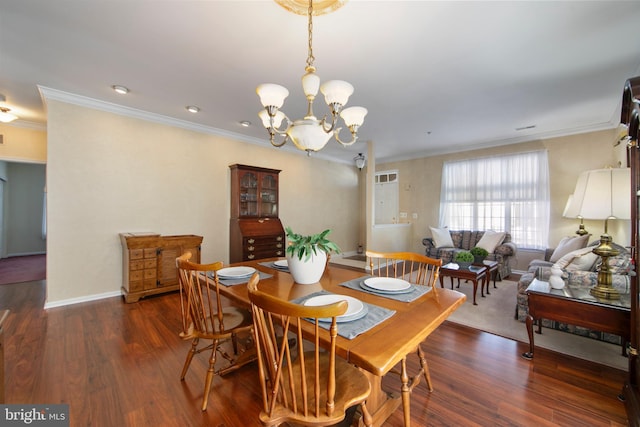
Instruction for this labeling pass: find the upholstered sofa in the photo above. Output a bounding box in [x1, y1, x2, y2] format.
[515, 239, 632, 344]
[422, 229, 517, 280]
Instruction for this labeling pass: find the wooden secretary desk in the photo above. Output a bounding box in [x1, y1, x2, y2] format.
[622, 76, 640, 425]
[229, 164, 285, 263]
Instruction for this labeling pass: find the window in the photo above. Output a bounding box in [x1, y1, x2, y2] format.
[439, 150, 549, 249]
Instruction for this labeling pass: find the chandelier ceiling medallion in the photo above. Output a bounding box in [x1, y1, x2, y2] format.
[256, 0, 367, 154]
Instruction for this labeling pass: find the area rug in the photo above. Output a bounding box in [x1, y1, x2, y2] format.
[445, 279, 628, 371]
[0, 254, 46, 285]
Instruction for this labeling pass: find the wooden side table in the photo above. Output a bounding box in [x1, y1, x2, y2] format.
[483, 260, 499, 292]
[439, 264, 488, 305]
[522, 279, 630, 360]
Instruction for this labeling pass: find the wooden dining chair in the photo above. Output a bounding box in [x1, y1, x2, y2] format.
[247, 273, 373, 427]
[176, 252, 255, 411]
[366, 250, 442, 426]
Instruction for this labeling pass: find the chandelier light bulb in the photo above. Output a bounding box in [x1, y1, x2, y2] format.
[256, 84, 289, 109]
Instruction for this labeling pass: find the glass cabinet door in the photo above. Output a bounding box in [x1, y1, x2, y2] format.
[260, 173, 278, 217]
[239, 172, 258, 217]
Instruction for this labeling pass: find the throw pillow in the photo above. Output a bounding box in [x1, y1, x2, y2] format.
[549, 235, 590, 263]
[553, 246, 598, 271]
[429, 226, 454, 248]
[475, 230, 506, 253]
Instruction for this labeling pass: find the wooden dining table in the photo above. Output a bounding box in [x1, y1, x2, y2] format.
[221, 258, 466, 426]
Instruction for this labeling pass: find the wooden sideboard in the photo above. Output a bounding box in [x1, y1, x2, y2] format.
[120, 233, 202, 303]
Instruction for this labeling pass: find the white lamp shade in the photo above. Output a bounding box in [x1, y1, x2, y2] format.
[570, 168, 631, 220]
[562, 194, 580, 218]
[340, 106, 367, 126]
[320, 80, 354, 106]
[301, 71, 320, 98]
[287, 119, 332, 152]
[256, 84, 289, 108]
[258, 110, 285, 129]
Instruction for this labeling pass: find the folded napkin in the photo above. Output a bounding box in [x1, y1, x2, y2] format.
[210, 271, 273, 287]
[258, 261, 290, 273]
[339, 275, 431, 303]
[291, 290, 395, 340]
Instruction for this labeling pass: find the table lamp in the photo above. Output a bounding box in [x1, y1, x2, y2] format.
[569, 167, 630, 299]
[562, 194, 588, 236]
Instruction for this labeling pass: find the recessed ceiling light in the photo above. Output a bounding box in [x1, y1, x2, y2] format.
[111, 85, 129, 95]
[240, 120, 251, 127]
[186, 106, 200, 113]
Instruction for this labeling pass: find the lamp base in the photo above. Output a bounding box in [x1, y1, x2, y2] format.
[590, 233, 621, 300]
[589, 284, 620, 299]
[575, 223, 588, 236]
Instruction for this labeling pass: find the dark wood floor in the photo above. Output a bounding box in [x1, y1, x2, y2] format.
[0, 280, 628, 426]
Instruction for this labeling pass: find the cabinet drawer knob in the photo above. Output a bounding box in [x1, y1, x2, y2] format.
[248, 239, 255, 244]
[248, 254, 255, 260]
[276, 236, 283, 241]
[276, 251, 283, 256]
[276, 243, 283, 248]
[248, 246, 255, 251]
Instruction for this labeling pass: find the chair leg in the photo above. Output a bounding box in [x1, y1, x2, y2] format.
[416, 344, 433, 392]
[360, 401, 373, 427]
[201, 339, 219, 411]
[181, 338, 199, 380]
[400, 358, 411, 427]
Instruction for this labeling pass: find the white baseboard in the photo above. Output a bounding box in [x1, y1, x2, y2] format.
[44, 290, 122, 309]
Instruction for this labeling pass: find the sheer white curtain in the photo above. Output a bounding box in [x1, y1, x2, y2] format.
[439, 150, 550, 249]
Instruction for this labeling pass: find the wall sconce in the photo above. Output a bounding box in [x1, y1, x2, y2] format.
[354, 153, 366, 170]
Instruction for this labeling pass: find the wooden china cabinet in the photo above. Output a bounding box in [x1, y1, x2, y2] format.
[622, 76, 640, 425]
[229, 164, 285, 263]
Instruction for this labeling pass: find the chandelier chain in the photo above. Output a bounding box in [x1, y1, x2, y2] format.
[306, 0, 315, 70]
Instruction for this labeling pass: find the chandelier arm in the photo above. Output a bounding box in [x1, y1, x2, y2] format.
[320, 114, 338, 134]
[334, 127, 359, 147]
[269, 131, 289, 148]
[268, 114, 293, 136]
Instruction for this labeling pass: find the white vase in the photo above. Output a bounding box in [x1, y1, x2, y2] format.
[286, 249, 328, 285]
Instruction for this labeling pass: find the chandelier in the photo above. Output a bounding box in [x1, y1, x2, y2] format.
[256, 0, 367, 154]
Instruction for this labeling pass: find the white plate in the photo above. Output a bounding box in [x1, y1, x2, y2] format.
[363, 277, 411, 293]
[304, 294, 366, 323]
[217, 266, 256, 279]
[273, 260, 288, 268]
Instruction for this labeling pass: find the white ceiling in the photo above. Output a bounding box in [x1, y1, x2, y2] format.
[1, 0, 639, 165]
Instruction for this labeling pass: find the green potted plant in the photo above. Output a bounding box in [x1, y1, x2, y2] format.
[454, 251, 474, 268]
[285, 227, 341, 284]
[470, 246, 489, 265]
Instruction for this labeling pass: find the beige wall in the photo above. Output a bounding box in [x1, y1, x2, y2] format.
[0, 124, 47, 163]
[45, 100, 360, 305]
[377, 128, 630, 266]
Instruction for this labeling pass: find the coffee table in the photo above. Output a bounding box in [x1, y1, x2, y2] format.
[522, 278, 630, 360]
[439, 263, 488, 305]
